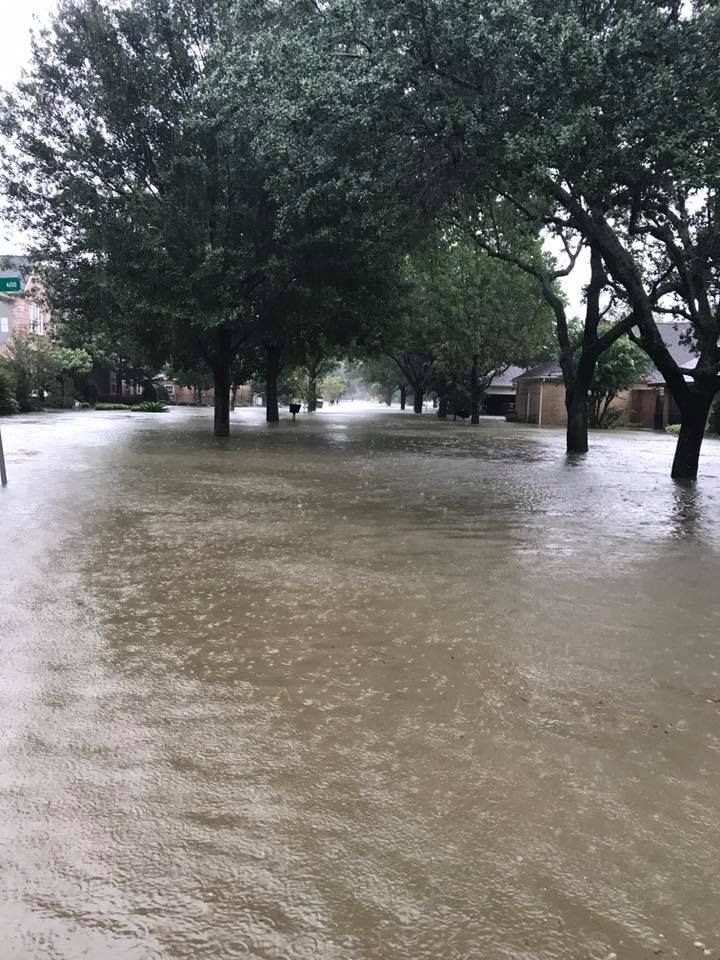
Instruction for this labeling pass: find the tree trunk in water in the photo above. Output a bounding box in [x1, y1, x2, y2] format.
[438, 395, 449, 419]
[565, 385, 589, 454]
[399, 385, 407, 410]
[384, 386, 393, 406]
[470, 354, 480, 424]
[413, 388, 424, 414]
[230, 384, 237, 411]
[265, 345, 280, 423]
[213, 363, 231, 437]
[307, 376, 317, 413]
[116, 361, 123, 398]
[671, 394, 713, 480]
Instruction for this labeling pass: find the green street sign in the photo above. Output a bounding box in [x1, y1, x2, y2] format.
[0, 277, 22, 293]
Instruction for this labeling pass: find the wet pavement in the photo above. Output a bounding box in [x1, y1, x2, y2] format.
[1, 403, 719, 959]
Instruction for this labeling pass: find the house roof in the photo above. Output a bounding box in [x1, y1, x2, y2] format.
[513, 323, 700, 386]
[491, 365, 527, 388]
[513, 359, 563, 382]
[644, 321, 698, 383]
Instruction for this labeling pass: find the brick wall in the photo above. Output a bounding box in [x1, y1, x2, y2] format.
[516, 380, 567, 425]
[517, 380, 660, 428]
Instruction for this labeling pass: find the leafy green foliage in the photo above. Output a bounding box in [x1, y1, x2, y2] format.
[131, 401, 168, 413]
[1, 0, 406, 434]
[3, 332, 91, 410]
[0, 366, 19, 415]
[319, 376, 346, 403]
[95, 403, 131, 411]
[589, 335, 652, 428]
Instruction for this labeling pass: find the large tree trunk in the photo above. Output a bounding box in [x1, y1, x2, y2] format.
[265, 345, 280, 423]
[671, 393, 714, 480]
[399, 385, 407, 410]
[212, 362, 231, 437]
[413, 388, 424, 414]
[470, 354, 481, 425]
[307, 376, 317, 413]
[383, 386, 393, 406]
[565, 384, 589, 453]
[563, 353, 597, 454]
[438, 394, 449, 419]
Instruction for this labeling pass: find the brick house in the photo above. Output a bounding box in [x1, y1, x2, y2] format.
[0, 258, 50, 351]
[513, 323, 697, 429]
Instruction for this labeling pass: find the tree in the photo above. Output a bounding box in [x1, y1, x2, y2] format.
[4, 331, 90, 409]
[588, 334, 652, 429]
[2, 0, 283, 437]
[168, 362, 215, 406]
[0, 363, 18, 415]
[294, 0, 720, 477]
[358, 356, 404, 406]
[405, 230, 555, 423]
[319, 374, 346, 403]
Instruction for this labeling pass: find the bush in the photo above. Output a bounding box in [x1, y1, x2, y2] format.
[155, 384, 170, 403]
[95, 402, 131, 410]
[0, 369, 19, 415]
[665, 423, 681, 435]
[131, 401, 168, 413]
[45, 396, 77, 409]
[596, 407, 623, 429]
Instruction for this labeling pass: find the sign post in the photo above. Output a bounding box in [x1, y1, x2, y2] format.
[0, 274, 21, 482]
[0, 428, 7, 486]
[0, 277, 22, 294]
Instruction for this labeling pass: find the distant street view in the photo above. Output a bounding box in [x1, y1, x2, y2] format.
[1, 1, 720, 958]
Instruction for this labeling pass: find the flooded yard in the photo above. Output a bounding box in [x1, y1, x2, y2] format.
[1, 404, 719, 959]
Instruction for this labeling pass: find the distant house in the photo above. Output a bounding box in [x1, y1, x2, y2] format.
[483, 366, 525, 416]
[0, 257, 51, 351]
[513, 322, 697, 429]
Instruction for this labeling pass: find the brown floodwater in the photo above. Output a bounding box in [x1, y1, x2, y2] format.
[1, 404, 719, 960]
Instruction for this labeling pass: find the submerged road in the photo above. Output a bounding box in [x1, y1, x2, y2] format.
[1, 404, 719, 959]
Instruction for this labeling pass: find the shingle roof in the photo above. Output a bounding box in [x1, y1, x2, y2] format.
[491, 364, 527, 387]
[645, 322, 698, 382]
[513, 323, 700, 385]
[513, 359, 563, 382]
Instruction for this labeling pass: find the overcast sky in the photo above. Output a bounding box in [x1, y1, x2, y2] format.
[0, 0, 57, 251]
[0, 0, 587, 314]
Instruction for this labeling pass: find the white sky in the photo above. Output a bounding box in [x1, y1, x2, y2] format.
[0, 0, 57, 251]
[0, 0, 587, 313]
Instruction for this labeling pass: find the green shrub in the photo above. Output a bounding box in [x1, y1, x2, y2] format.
[155, 384, 170, 403]
[0, 368, 19, 415]
[95, 402, 131, 410]
[596, 407, 623, 429]
[131, 401, 168, 413]
[665, 423, 681, 435]
[45, 396, 77, 409]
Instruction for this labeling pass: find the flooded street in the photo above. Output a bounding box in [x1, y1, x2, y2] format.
[1, 404, 720, 960]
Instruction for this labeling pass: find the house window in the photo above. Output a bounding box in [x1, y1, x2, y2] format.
[31, 303, 44, 335]
[0, 316, 8, 333]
